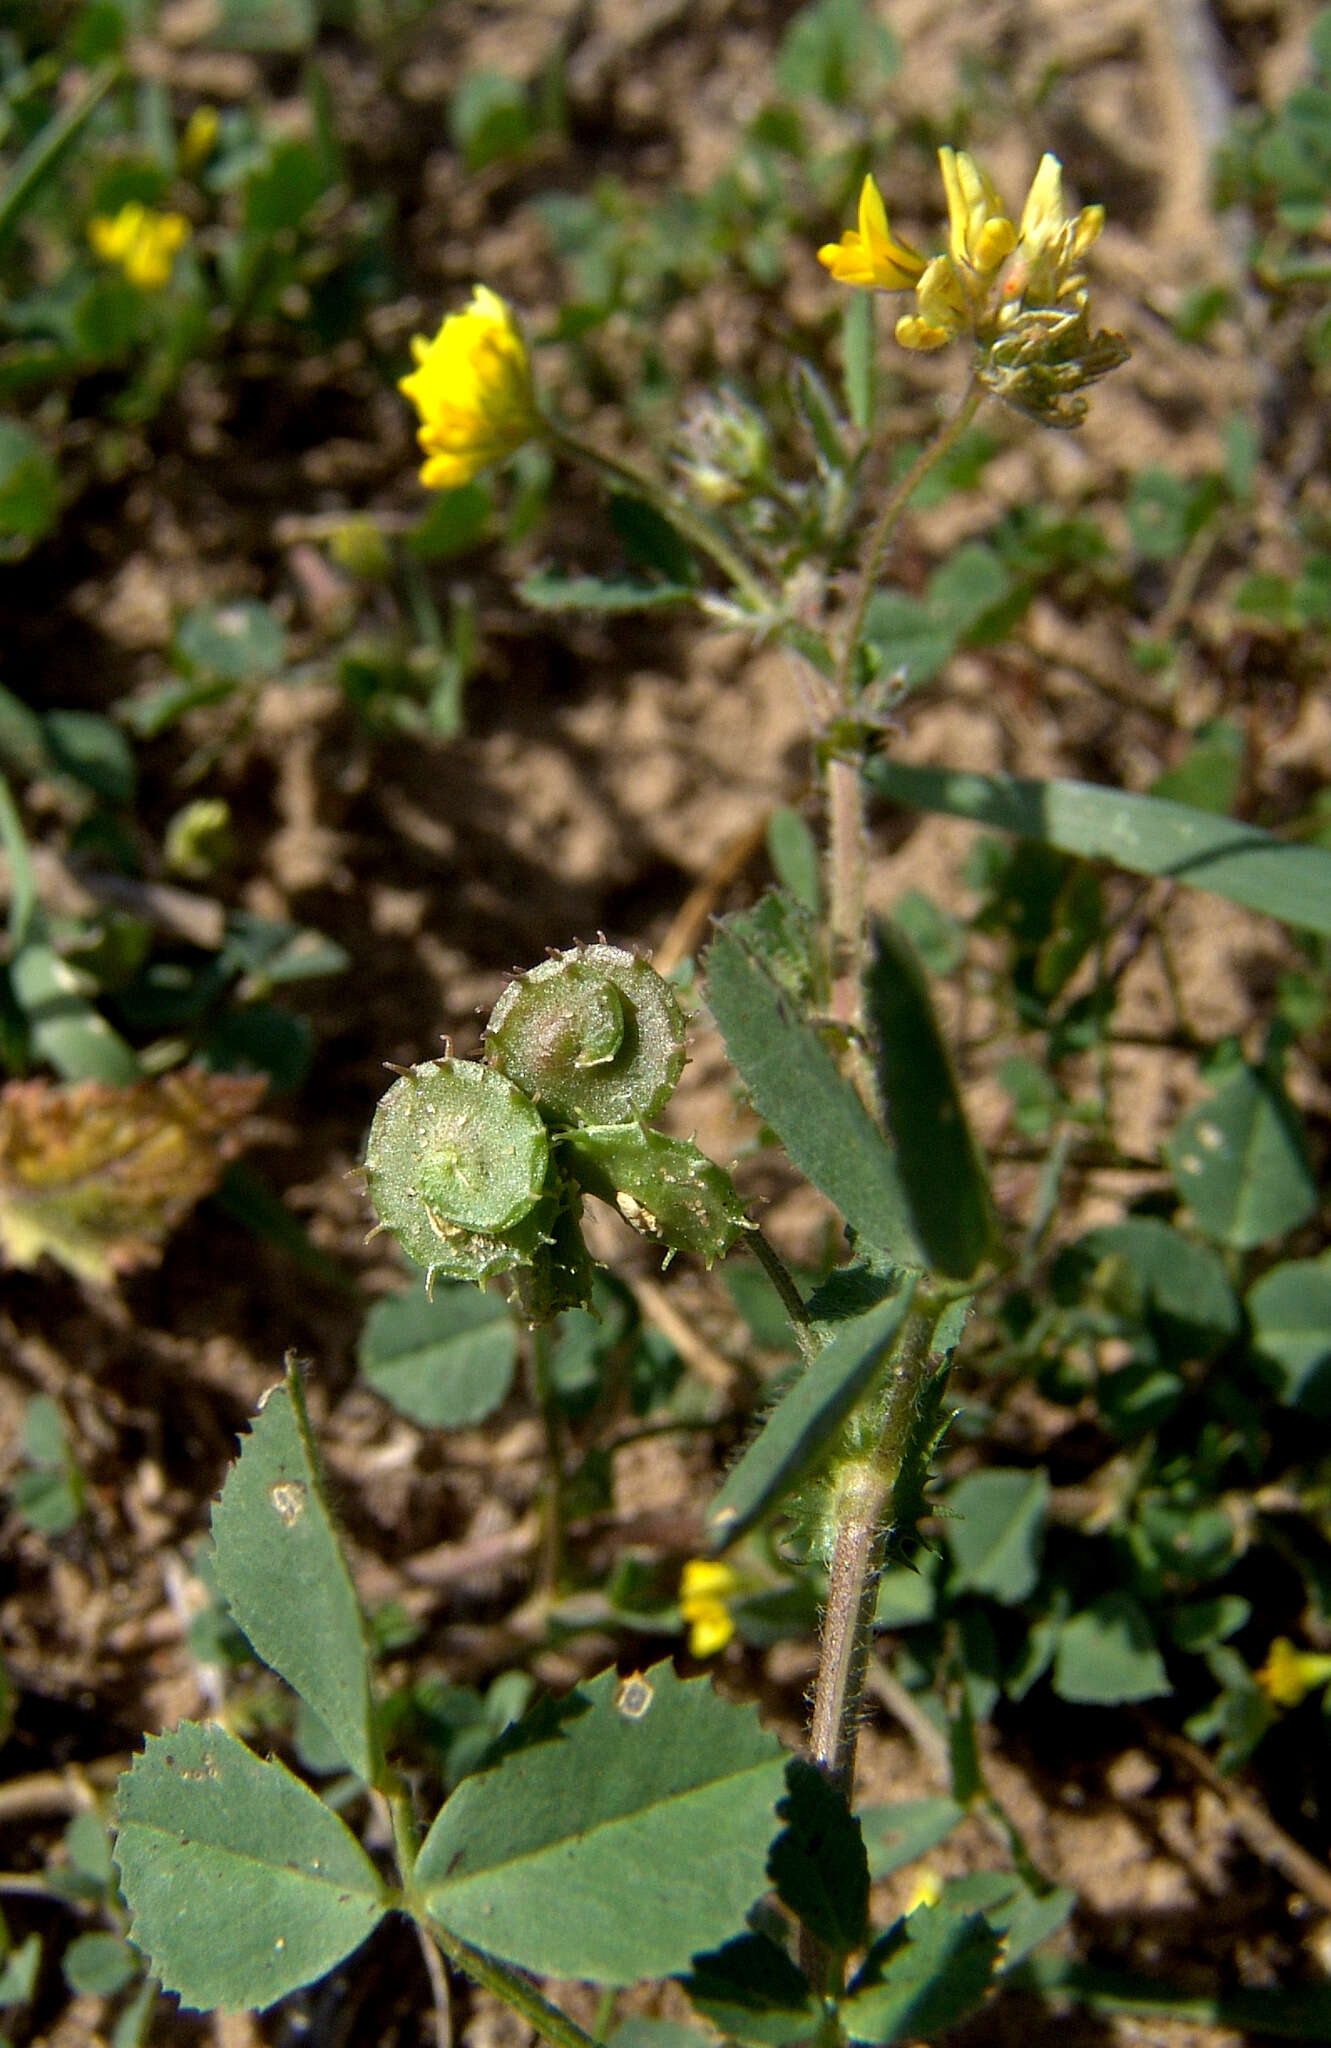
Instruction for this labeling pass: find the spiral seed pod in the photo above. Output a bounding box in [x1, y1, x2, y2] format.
[365, 1057, 552, 1286]
[563, 1123, 752, 1266]
[486, 945, 686, 1127]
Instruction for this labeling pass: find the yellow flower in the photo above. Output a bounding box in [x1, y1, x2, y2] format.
[180, 105, 220, 172]
[1256, 1637, 1331, 1708]
[1004, 153, 1105, 308]
[939, 148, 1016, 276]
[679, 1558, 741, 1658]
[398, 286, 540, 491]
[817, 175, 925, 292]
[88, 203, 190, 291]
[895, 253, 970, 351]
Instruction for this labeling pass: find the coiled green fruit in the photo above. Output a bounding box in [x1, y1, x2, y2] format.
[365, 1058, 552, 1287]
[563, 1124, 751, 1266]
[485, 945, 686, 1127]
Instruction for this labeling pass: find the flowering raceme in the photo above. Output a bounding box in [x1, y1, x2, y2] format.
[398, 286, 540, 491]
[818, 149, 1127, 426]
[87, 202, 190, 290]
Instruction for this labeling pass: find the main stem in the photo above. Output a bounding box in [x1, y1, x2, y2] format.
[823, 374, 986, 1046]
[806, 1312, 936, 1792]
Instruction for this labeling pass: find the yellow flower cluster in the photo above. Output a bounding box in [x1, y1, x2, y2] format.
[678, 1557, 741, 1658]
[87, 202, 190, 291]
[1256, 1636, 1331, 1708]
[398, 285, 540, 491]
[819, 149, 1103, 354]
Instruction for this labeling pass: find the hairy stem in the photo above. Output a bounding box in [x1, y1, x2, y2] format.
[530, 1325, 567, 1591]
[546, 422, 772, 613]
[822, 375, 986, 1064]
[749, 1228, 818, 1357]
[801, 1310, 939, 1989]
[830, 375, 986, 710]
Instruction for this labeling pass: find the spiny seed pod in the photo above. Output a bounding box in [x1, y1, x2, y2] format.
[486, 945, 686, 1128]
[365, 1058, 552, 1287]
[562, 1123, 752, 1267]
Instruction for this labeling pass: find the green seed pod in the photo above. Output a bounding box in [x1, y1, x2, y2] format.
[365, 1057, 552, 1287]
[486, 945, 686, 1127]
[562, 1123, 752, 1266]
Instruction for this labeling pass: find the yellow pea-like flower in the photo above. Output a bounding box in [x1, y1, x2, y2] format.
[894, 253, 970, 352]
[939, 147, 1016, 276]
[398, 286, 540, 491]
[1256, 1636, 1331, 1708]
[679, 1557, 742, 1659]
[817, 175, 926, 293]
[87, 203, 190, 291]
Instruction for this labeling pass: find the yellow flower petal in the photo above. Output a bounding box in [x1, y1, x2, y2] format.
[399, 285, 539, 491]
[88, 203, 190, 290]
[1017, 153, 1066, 252]
[939, 148, 1015, 275]
[679, 1558, 741, 1658]
[1256, 1637, 1331, 1708]
[817, 175, 925, 292]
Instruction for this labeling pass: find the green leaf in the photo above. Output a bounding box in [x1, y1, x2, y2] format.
[682, 1934, 819, 2048]
[1247, 1257, 1331, 1411]
[63, 1933, 138, 1997]
[865, 761, 1331, 937]
[939, 1872, 1074, 1967]
[859, 592, 953, 691]
[209, 0, 315, 49]
[842, 290, 875, 433]
[609, 495, 698, 585]
[1066, 1218, 1240, 1357]
[42, 711, 136, 808]
[842, 1901, 1000, 2043]
[114, 1722, 387, 2013]
[358, 1278, 518, 1428]
[1167, 1062, 1316, 1249]
[408, 482, 490, 561]
[775, 0, 898, 104]
[449, 71, 536, 172]
[0, 418, 58, 549]
[417, 1662, 786, 1984]
[174, 601, 286, 682]
[767, 1758, 868, 1955]
[1053, 1593, 1171, 1704]
[766, 807, 821, 914]
[944, 1468, 1047, 1605]
[704, 925, 926, 1267]
[1150, 718, 1244, 816]
[211, 1372, 380, 1785]
[704, 1284, 916, 1548]
[865, 922, 993, 1279]
[858, 1797, 964, 1880]
[0, 1931, 40, 2006]
[9, 941, 141, 1083]
[518, 571, 695, 612]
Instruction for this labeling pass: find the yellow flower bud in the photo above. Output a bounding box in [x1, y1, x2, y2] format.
[88, 203, 191, 291]
[398, 286, 540, 491]
[939, 148, 1016, 276]
[679, 1557, 741, 1659]
[180, 105, 220, 172]
[817, 175, 925, 293]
